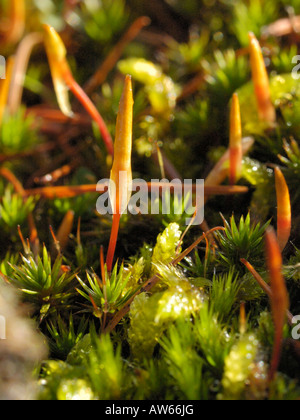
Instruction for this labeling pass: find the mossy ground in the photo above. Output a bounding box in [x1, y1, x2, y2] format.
[0, 0, 300, 401]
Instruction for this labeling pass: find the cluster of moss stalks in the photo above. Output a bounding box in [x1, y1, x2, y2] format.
[0, 0, 300, 400]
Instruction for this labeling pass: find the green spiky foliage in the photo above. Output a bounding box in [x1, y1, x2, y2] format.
[0, 252, 19, 277]
[46, 315, 89, 360]
[0, 109, 40, 155]
[159, 319, 208, 400]
[205, 49, 250, 104]
[1, 0, 300, 402]
[76, 262, 138, 317]
[217, 214, 270, 271]
[86, 332, 127, 400]
[231, 0, 278, 46]
[0, 186, 36, 231]
[80, 0, 129, 44]
[7, 246, 76, 320]
[39, 329, 128, 401]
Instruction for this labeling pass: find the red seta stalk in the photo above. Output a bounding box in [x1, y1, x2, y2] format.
[63, 70, 114, 156]
[106, 211, 121, 274]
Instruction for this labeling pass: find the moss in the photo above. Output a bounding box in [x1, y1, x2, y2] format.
[0, 0, 300, 401]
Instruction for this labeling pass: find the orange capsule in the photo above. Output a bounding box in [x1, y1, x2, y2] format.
[43, 25, 114, 156]
[109, 75, 133, 216]
[0, 56, 14, 126]
[106, 75, 134, 272]
[0, 0, 25, 45]
[275, 167, 291, 252]
[248, 33, 276, 124]
[43, 24, 73, 117]
[204, 137, 254, 203]
[265, 227, 289, 382]
[56, 210, 75, 252]
[229, 93, 243, 185]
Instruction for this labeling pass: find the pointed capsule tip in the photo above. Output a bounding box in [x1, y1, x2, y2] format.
[124, 74, 132, 89]
[248, 32, 256, 42]
[43, 23, 67, 59]
[274, 166, 291, 252]
[121, 75, 134, 104]
[248, 31, 276, 124]
[230, 92, 242, 139]
[231, 92, 239, 107]
[275, 167, 281, 183]
[274, 166, 281, 178]
[43, 23, 54, 35]
[274, 166, 290, 201]
[248, 32, 261, 51]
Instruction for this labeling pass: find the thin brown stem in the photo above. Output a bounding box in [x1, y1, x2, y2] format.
[84, 16, 151, 95]
[63, 71, 114, 156]
[0, 167, 40, 254]
[106, 213, 121, 274]
[100, 246, 108, 332]
[241, 258, 293, 326]
[23, 183, 249, 200]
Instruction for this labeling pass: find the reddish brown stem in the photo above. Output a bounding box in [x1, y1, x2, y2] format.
[0, 167, 40, 254]
[35, 162, 77, 185]
[100, 246, 106, 286]
[23, 184, 249, 200]
[56, 210, 75, 253]
[241, 258, 294, 326]
[172, 226, 225, 265]
[106, 213, 121, 273]
[84, 16, 151, 95]
[265, 228, 290, 383]
[100, 246, 108, 332]
[63, 71, 114, 156]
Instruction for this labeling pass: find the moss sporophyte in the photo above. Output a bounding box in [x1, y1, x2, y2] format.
[43, 25, 114, 156]
[1, 0, 300, 401]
